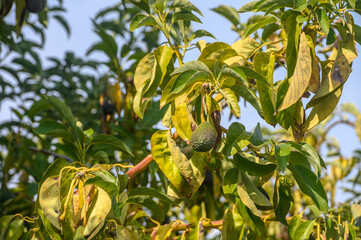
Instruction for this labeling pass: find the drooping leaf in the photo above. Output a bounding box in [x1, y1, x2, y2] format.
[211, 5, 240, 26]
[231, 84, 263, 118]
[126, 196, 164, 220]
[223, 122, 251, 156]
[151, 130, 192, 197]
[351, 203, 361, 226]
[128, 187, 177, 206]
[84, 176, 118, 198]
[293, 220, 316, 240]
[171, 60, 212, 76]
[89, 134, 133, 157]
[275, 143, 291, 172]
[316, 8, 330, 36]
[46, 96, 77, 134]
[288, 164, 328, 212]
[243, 16, 277, 39]
[222, 208, 240, 240]
[219, 88, 241, 118]
[234, 152, 277, 176]
[278, 33, 312, 111]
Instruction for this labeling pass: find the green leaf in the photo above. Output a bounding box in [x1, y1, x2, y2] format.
[239, 172, 273, 211]
[262, 23, 281, 40]
[219, 67, 248, 87]
[285, 14, 302, 78]
[293, 220, 316, 240]
[253, 52, 277, 125]
[289, 142, 325, 177]
[34, 121, 75, 142]
[316, 9, 330, 36]
[130, 14, 159, 31]
[238, 1, 258, 13]
[243, 16, 277, 39]
[128, 187, 177, 206]
[5, 218, 24, 240]
[288, 164, 328, 212]
[249, 123, 264, 146]
[275, 143, 291, 172]
[231, 84, 263, 118]
[0, 215, 15, 240]
[354, 24, 361, 45]
[53, 15, 71, 37]
[84, 176, 118, 198]
[169, 0, 203, 16]
[192, 29, 216, 40]
[172, 11, 202, 23]
[351, 203, 361, 226]
[222, 208, 240, 240]
[219, 88, 241, 118]
[293, 0, 307, 11]
[274, 177, 293, 225]
[222, 168, 267, 237]
[198, 42, 238, 61]
[211, 5, 240, 26]
[288, 215, 302, 238]
[127, 0, 150, 14]
[89, 134, 133, 157]
[46, 96, 77, 134]
[234, 152, 277, 176]
[239, 66, 269, 86]
[126, 196, 164, 220]
[171, 61, 212, 76]
[223, 122, 251, 156]
[278, 32, 312, 111]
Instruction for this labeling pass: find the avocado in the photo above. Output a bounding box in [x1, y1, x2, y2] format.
[191, 122, 217, 152]
[26, 0, 43, 13]
[102, 98, 116, 116]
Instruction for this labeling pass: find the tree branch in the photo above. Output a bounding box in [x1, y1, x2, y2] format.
[126, 154, 154, 179]
[27, 146, 73, 162]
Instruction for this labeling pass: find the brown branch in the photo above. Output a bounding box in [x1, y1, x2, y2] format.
[27, 146, 73, 162]
[315, 119, 355, 151]
[126, 154, 154, 179]
[145, 220, 223, 234]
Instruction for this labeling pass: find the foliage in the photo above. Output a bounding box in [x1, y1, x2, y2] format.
[1, 0, 361, 239]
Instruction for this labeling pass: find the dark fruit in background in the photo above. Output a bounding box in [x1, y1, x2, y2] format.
[191, 122, 217, 152]
[102, 99, 116, 116]
[26, 0, 43, 13]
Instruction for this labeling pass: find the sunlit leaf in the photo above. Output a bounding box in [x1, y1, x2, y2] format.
[234, 152, 276, 176]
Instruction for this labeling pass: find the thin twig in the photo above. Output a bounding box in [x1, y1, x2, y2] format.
[27, 146, 73, 162]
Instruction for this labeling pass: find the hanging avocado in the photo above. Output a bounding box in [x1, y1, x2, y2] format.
[191, 122, 217, 152]
[26, 0, 43, 13]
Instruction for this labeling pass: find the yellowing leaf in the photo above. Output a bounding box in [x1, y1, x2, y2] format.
[84, 187, 112, 236]
[306, 56, 320, 93]
[219, 88, 240, 118]
[172, 102, 193, 141]
[279, 33, 312, 111]
[114, 82, 122, 115]
[303, 87, 343, 131]
[355, 114, 361, 142]
[39, 176, 62, 230]
[151, 130, 192, 197]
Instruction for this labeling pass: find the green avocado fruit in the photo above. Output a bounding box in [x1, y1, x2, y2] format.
[26, 0, 43, 13]
[191, 122, 217, 152]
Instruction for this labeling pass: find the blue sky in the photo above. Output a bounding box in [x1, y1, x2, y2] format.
[1, 0, 360, 158]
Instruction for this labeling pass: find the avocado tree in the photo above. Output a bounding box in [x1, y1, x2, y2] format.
[1, 0, 361, 239]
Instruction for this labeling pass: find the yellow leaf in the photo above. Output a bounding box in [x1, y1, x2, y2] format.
[39, 176, 62, 230]
[279, 32, 312, 111]
[172, 102, 193, 141]
[303, 87, 343, 131]
[355, 114, 361, 142]
[84, 187, 112, 236]
[114, 82, 122, 115]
